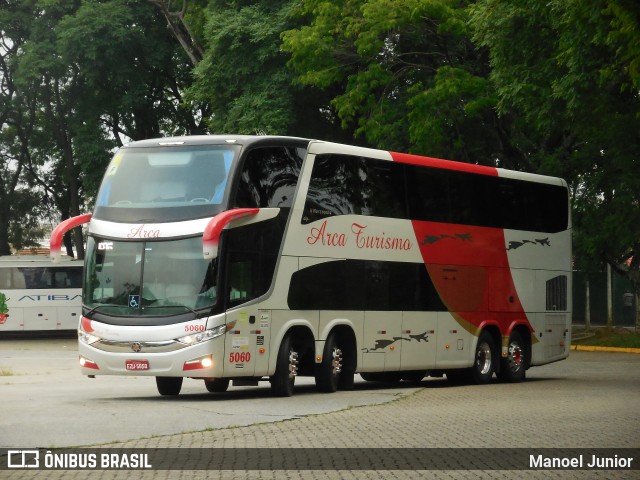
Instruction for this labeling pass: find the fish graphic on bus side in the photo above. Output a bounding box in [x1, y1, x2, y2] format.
[362, 331, 430, 353]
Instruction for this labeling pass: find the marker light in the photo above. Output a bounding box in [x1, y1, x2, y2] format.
[183, 355, 214, 371]
[79, 356, 99, 370]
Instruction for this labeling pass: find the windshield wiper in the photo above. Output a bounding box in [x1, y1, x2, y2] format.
[83, 304, 111, 319]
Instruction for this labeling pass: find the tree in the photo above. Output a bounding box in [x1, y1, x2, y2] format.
[1, 0, 208, 256]
[172, 0, 348, 140]
[470, 0, 640, 325]
[0, 1, 52, 255]
[282, 0, 522, 162]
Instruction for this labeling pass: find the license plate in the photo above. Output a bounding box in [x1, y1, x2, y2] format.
[126, 359, 149, 371]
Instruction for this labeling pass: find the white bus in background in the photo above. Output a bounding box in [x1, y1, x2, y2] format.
[51, 135, 572, 396]
[0, 256, 83, 332]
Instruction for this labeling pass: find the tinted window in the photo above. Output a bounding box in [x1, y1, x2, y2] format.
[304, 153, 568, 233]
[235, 146, 304, 208]
[223, 214, 288, 307]
[288, 260, 445, 311]
[303, 154, 407, 224]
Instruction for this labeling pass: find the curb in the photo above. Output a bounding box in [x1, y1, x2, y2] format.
[570, 344, 640, 354]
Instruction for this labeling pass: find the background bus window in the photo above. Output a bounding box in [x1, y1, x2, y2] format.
[0, 267, 81, 289]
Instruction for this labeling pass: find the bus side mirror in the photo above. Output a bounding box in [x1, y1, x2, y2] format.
[50, 214, 93, 263]
[203, 208, 259, 260]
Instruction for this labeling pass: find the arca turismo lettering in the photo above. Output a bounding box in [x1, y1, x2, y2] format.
[127, 224, 161, 239]
[306, 220, 412, 251]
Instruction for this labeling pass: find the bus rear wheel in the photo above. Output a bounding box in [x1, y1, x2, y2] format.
[315, 332, 344, 393]
[270, 334, 298, 397]
[497, 331, 527, 383]
[470, 331, 498, 384]
[205, 378, 230, 393]
[156, 376, 183, 396]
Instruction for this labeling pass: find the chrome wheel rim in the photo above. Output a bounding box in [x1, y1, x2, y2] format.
[331, 348, 343, 376]
[476, 342, 492, 375]
[288, 350, 299, 380]
[507, 342, 523, 373]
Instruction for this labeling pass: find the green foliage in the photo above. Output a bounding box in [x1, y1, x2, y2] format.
[188, 0, 296, 134]
[1, 0, 638, 314]
[470, 0, 640, 306]
[282, 0, 501, 155]
[0, 0, 206, 255]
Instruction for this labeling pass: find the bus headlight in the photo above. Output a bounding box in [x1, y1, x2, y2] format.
[78, 328, 101, 345]
[176, 321, 235, 346]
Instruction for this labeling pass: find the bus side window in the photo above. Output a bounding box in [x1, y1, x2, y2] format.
[304, 154, 408, 224]
[235, 146, 303, 208]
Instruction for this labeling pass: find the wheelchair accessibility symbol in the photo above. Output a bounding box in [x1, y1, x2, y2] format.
[129, 295, 141, 309]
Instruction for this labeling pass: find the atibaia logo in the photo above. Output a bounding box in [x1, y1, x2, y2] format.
[0, 291, 8, 324]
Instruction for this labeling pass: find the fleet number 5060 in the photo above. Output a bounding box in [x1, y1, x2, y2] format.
[229, 352, 251, 363]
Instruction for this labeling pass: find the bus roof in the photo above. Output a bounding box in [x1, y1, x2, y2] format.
[0, 256, 81, 267]
[122, 135, 312, 149]
[121, 135, 566, 187]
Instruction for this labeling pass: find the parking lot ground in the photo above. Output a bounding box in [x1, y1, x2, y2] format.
[1, 338, 639, 479]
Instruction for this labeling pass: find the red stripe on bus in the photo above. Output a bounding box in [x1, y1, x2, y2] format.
[390, 152, 499, 176]
[411, 220, 531, 332]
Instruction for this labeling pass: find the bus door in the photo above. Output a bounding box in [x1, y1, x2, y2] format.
[400, 312, 437, 370]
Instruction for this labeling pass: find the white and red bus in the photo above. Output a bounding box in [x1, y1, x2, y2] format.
[0, 256, 82, 332]
[51, 136, 571, 396]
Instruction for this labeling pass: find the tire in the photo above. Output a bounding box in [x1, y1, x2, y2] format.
[156, 376, 183, 396]
[497, 331, 527, 383]
[470, 331, 498, 384]
[204, 378, 230, 393]
[270, 334, 298, 397]
[315, 332, 344, 393]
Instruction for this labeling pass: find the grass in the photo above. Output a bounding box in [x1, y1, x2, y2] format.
[0, 367, 13, 376]
[572, 327, 640, 349]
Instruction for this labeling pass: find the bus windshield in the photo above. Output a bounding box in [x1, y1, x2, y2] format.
[94, 145, 239, 223]
[84, 236, 218, 318]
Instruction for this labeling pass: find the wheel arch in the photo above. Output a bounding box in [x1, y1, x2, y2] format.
[269, 323, 316, 376]
[323, 324, 358, 374]
[505, 323, 532, 371]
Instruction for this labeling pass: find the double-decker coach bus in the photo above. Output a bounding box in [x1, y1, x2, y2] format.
[50, 136, 571, 396]
[0, 256, 82, 332]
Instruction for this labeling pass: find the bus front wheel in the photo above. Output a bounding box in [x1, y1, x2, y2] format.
[156, 376, 183, 396]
